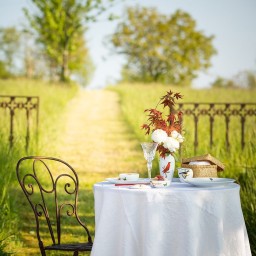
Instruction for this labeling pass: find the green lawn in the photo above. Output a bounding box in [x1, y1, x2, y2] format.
[0, 79, 79, 255]
[108, 83, 256, 255]
[0, 80, 255, 255]
[108, 83, 255, 171]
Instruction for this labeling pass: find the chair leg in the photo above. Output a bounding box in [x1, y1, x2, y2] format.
[73, 251, 78, 256]
[39, 249, 46, 256]
[39, 241, 46, 256]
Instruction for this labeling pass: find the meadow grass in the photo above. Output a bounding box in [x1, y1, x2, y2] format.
[108, 83, 255, 169]
[0, 80, 255, 255]
[0, 79, 78, 255]
[108, 83, 256, 254]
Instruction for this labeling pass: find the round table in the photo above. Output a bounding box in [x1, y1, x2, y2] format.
[91, 181, 251, 256]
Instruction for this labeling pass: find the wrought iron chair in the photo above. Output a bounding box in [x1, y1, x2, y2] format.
[16, 156, 93, 256]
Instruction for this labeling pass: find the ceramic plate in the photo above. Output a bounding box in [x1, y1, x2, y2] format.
[184, 178, 235, 187]
[105, 178, 149, 185]
[172, 178, 182, 183]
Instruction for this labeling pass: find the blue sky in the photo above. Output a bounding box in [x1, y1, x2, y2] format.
[1, 0, 256, 88]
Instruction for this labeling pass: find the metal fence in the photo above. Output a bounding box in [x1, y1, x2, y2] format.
[0, 95, 39, 150]
[173, 103, 256, 154]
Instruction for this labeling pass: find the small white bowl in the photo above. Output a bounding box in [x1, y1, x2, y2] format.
[150, 180, 171, 188]
[119, 173, 139, 181]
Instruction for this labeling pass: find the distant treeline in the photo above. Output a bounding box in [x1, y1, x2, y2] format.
[0, 1, 255, 88]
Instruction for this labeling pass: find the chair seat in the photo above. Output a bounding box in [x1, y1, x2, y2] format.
[45, 242, 93, 251]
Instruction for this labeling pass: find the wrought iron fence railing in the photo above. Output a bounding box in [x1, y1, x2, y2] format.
[172, 103, 256, 154]
[0, 95, 39, 150]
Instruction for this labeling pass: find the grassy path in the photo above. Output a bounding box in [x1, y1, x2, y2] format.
[58, 89, 145, 184]
[16, 89, 145, 256]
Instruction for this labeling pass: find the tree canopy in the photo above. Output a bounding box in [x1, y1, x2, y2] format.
[111, 6, 217, 85]
[24, 0, 115, 83]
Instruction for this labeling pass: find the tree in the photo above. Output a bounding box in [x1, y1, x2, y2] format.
[24, 0, 114, 83]
[111, 6, 216, 85]
[0, 61, 12, 79]
[212, 70, 256, 89]
[233, 70, 256, 89]
[211, 77, 235, 88]
[0, 27, 21, 75]
[246, 71, 256, 89]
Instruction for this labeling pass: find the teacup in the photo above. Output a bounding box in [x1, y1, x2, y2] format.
[119, 173, 139, 181]
[177, 168, 193, 183]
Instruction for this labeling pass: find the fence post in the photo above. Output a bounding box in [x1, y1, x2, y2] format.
[209, 104, 215, 149]
[0, 95, 39, 150]
[240, 104, 246, 150]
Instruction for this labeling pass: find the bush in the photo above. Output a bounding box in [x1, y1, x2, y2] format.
[0, 61, 12, 79]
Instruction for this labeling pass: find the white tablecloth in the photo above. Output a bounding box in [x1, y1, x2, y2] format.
[91, 182, 251, 256]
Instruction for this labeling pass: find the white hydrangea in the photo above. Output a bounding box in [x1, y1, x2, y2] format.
[171, 130, 179, 139]
[151, 129, 168, 143]
[171, 130, 184, 143]
[177, 134, 184, 143]
[163, 137, 180, 152]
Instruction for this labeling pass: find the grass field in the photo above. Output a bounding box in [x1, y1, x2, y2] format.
[0, 79, 78, 255]
[0, 80, 255, 255]
[109, 83, 256, 171]
[108, 83, 256, 255]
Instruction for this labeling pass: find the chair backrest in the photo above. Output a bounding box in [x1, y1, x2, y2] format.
[16, 156, 92, 246]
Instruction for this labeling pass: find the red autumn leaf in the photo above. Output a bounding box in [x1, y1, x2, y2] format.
[161, 99, 175, 108]
[174, 93, 183, 100]
[141, 124, 150, 135]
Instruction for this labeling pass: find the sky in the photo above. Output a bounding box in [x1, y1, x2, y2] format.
[0, 0, 256, 89]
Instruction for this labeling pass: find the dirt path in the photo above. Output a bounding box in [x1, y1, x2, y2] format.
[58, 89, 144, 183]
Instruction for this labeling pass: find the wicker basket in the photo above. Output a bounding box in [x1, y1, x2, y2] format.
[181, 154, 224, 178]
[181, 164, 218, 178]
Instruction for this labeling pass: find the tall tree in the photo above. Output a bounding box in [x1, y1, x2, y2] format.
[24, 0, 114, 83]
[0, 27, 21, 75]
[111, 7, 216, 85]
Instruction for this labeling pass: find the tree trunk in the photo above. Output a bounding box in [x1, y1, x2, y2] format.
[60, 50, 69, 82]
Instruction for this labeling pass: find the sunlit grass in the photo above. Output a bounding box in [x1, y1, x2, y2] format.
[108, 83, 256, 171]
[108, 82, 256, 254]
[1, 80, 255, 255]
[1, 82, 145, 255]
[0, 79, 79, 255]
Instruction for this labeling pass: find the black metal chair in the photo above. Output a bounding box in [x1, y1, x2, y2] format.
[16, 156, 93, 256]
